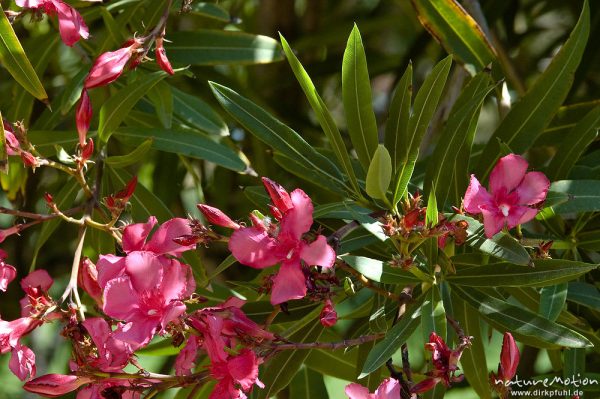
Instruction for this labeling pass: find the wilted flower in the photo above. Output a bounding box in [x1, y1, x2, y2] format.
[0, 249, 16, 292]
[319, 299, 337, 328]
[209, 349, 264, 399]
[155, 37, 174, 75]
[9, 343, 36, 381]
[464, 154, 550, 238]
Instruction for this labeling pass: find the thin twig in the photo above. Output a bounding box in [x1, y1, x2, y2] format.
[337, 260, 400, 301]
[271, 332, 385, 351]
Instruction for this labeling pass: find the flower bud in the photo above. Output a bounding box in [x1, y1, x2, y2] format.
[23, 374, 93, 397]
[261, 177, 293, 214]
[84, 44, 136, 89]
[20, 151, 38, 168]
[155, 37, 174, 75]
[77, 257, 102, 305]
[319, 299, 337, 328]
[44, 192, 54, 205]
[80, 138, 94, 163]
[197, 204, 240, 229]
[499, 332, 519, 381]
[0, 261, 16, 292]
[76, 89, 92, 147]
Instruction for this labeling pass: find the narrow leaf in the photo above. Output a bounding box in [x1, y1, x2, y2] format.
[385, 63, 412, 172]
[567, 282, 600, 309]
[539, 283, 568, 321]
[342, 24, 379, 170]
[105, 138, 154, 168]
[341, 255, 421, 284]
[551, 180, 600, 214]
[172, 88, 228, 136]
[289, 367, 328, 399]
[0, 5, 48, 101]
[366, 145, 392, 201]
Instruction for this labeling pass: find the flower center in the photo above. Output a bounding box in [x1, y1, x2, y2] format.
[498, 204, 510, 217]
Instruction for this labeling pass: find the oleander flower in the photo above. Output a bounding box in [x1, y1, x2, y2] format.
[16, 0, 88, 46]
[345, 377, 401, 399]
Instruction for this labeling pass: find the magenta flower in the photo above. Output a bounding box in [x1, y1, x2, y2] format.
[228, 177, 336, 305]
[84, 44, 138, 90]
[9, 343, 36, 381]
[345, 377, 401, 398]
[16, 0, 88, 46]
[76, 380, 142, 399]
[209, 349, 264, 399]
[0, 249, 16, 292]
[81, 318, 132, 372]
[319, 299, 337, 328]
[464, 154, 550, 238]
[97, 217, 196, 348]
[24, 374, 93, 398]
[174, 335, 202, 376]
[77, 258, 102, 306]
[0, 317, 41, 354]
[20, 269, 54, 317]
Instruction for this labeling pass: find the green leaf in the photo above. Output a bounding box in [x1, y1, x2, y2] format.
[207, 254, 236, 280]
[424, 72, 493, 207]
[105, 138, 154, 168]
[280, 34, 360, 195]
[0, 5, 48, 102]
[365, 145, 392, 201]
[449, 214, 532, 265]
[411, 0, 496, 70]
[190, 2, 231, 22]
[539, 283, 568, 321]
[172, 88, 228, 136]
[546, 106, 600, 180]
[452, 294, 492, 399]
[209, 82, 346, 189]
[98, 71, 169, 143]
[425, 185, 438, 227]
[567, 282, 600, 309]
[272, 151, 347, 195]
[421, 286, 446, 343]
[342, 24, 379, 171]
[452, 285, 592, 349]
[447, 259, 597, 287]
[136, 338, 181, 356]
[564, 348, 586, 382]
[360, 296, 423, 377]
[147, 81, 173, 129]
[341, 255, 421, 284]
[305, 348, 358, 381]
[167, 30, 283, 65]
[112, 128, 246, 172]
[258, 317, 324, 398]
[475, 0, 590, 179]
[550, 180, 600, 214]
[385, 63, 412, 173]
[289, 367, 328, 399]
[393, 56, 452, 204]
[0, 111, 7, 174]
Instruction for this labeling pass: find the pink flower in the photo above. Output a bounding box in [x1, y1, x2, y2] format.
[464, 154, 550, 238]
[228, 177, 336, 304]
[81, 318, 132, 372]
[76, 380, 142, 399]
[24, 374, 93, 397]
[76, 89, 92, 146]
[319, 299, 337, 328]
[174, 335, 201, 376]
[2, 120, 20, 155]
[345, 378, 401, 399]
[16, 0, 88, 46]
[0, 249, 16, 292]
[20, 269, 54, 317]
[9, 343, 36, 381]
[0, 317, 41, 354]
[209, 349, 264, 399]
[84, 44, 138, 90]
[77, 257, 102, 305]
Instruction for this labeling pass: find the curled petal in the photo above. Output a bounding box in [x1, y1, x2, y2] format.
[270, 261, 306, 305]
[515, 171, 550, 206]
[227, 349, 260, 391]
[175, 336, 201, 376]
[24, 374, 92, 397]
[0, 263, 16, 292]
[84, 46, 134, 89]
[300, 235, 336, 268]
[410, 377, 440, 394]
[375, 378, 401, 398]
[344, 383, 371, 399]
[52, 0, 89, 46]
[279, 189, 314, 240]
[122, 216, 157, 253]
[9, 343, 36, 381]
[145, 217, 195, 256]
[489, 154, 528, 197]
[21, 269, 53, 293]
[229, 227, 281, 269]
[463, 175, 493, 214]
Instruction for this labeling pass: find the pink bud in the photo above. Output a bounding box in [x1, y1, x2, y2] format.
[197, 204, 240, 229]
[84, 45, 136, 89]
[44, 192, 54, 205]
[261, 177, 293, 214]
[80, 138, 94, 162]
[319, 299, 337, 328]
[77, 257, 102, 305]
[116, 176, 137, 200]
[155, 38, 174, 75]
[23, 374, 93, 397]
[499, 332, 519, 381]
[20, 151, 38, 168]
[0, 262, 16, 292]
[76, 89, 92, 147]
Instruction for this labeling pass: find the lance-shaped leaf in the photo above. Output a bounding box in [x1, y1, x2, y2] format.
[190, 2, 231, 22]
[172, 88, 228, 136]
[113, 128, 245, 172]
[0, 5, 48, 102]
[289, 367, 328, 399]
[452, 294, 492, 399]
[448, 214, 531, 265]
[209, 82, 346, 190]
[475, 0, 590, 179]
[98, 71, 169, 143]
[305, 348, 359, 381]
[540, 283, 568, 322]
[546, 105, 600, 180]
[385, 63, 412, 173]
[421, 286, 446, 344]
[452, 285, 592, 349]
[280, 34, 360, 195]
[341, 255, 422, 284]
[360, 296, 424, 377]
[393, 56, 452, 204]
[447, 259, 597, 287]
[424, 72, 493, 207]
[411, 0, 496, 71]
[105, 138, 153, 168]
[166, 30, 283, 65]
[366, 145, 392, 201]
[342, 24, 379, 171]
[550, 180, 600, 214]
[567, 282, 600, 309]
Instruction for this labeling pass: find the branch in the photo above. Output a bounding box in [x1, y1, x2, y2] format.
[271, 332, 385, 351]
[337, 260, 400, 301]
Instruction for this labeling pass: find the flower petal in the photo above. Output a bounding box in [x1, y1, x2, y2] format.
[159, 258, 194, 300]
[375, 378, 402, 399]
[96, 254, 126, 288]
[20, 269, 53, 292]
[270, 261, 306, 305]
[344, 383, 371, 399]
[9, 343, 36, 381]
[279, 189, 314, 240]
[489, 154, 528, 196]
[102, 277, 139, 321]
[124, 251, 162, 293]
[479, 206, 506, 238]
[0, 263, 16, 292]
[122, 217, 157, 253]
[145, 217, 195, 256]
[52, 0, 89, 47]
[506, 206, 538, 229]
[300, 235, 336, 268]
[229, 227, 281, 269]
[515, 171, 550, 205]
[463, 175, 494, 214]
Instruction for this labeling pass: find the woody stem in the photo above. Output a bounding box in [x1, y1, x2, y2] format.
[337, 260, 400, 301]
[271, 332, 385, 351]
